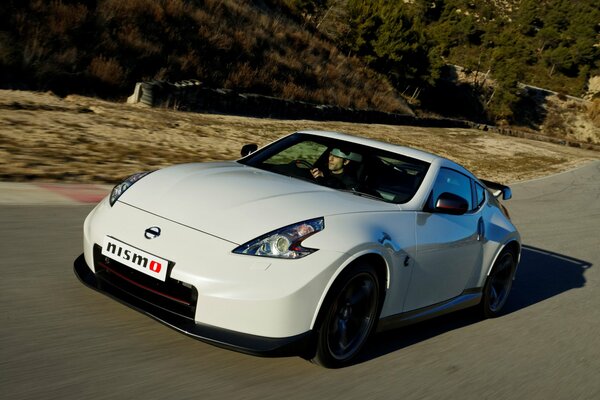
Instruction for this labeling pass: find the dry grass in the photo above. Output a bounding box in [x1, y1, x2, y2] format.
[0, 90, 597, 185]
[541, 95, 600, 145]
[588, 99, 600, 127]
[3, 0, 410, 113]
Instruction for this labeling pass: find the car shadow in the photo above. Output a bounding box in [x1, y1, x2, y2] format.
[504, 245, 590, 312]
[354, 244, 592, 366]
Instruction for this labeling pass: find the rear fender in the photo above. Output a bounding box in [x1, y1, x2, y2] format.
[486, 240, 521, 278]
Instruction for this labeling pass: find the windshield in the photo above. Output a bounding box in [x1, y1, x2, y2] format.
[238, 133, 430, 204]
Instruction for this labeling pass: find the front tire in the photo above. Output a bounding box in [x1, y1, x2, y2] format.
[312, 264, 380, 368]
[481, 250, 516, 318]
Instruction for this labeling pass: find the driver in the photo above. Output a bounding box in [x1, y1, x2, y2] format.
[311, 148, 362, 190]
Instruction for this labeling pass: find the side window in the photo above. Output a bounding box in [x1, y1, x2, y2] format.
[430, 168, 473, 210]
[474, 182, 486, 209]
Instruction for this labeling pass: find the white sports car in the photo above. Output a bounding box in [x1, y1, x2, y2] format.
[75, 130, 520, 367]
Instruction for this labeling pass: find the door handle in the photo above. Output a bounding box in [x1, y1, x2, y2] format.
[477, 218, 485, 241]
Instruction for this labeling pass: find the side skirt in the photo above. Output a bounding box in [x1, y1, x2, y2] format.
[376, 289, 482, 333]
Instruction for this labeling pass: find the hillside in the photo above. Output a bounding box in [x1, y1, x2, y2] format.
[1, 0, 598, 142]
[0, 0, 409, 113]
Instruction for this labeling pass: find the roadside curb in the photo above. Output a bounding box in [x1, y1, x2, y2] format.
[0, 181, 112, 205]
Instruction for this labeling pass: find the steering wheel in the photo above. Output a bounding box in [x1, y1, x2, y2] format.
[295, 159, 313, 169]
[294, 159, 320, 180]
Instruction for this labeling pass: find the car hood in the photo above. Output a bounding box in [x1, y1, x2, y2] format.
[118, 162, 396, 243]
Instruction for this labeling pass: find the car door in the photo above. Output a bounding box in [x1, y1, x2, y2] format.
[402, 168, 484, 312]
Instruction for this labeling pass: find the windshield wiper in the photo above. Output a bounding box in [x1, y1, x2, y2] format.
[338, 189, 388, 202]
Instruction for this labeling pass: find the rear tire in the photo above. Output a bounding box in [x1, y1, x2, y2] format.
[312, 264, 380, 368]
[480, 250, 516, 318]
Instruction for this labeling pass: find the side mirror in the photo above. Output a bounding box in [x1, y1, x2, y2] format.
[240, 144, 258, 157]
[434, 192, 469, 215]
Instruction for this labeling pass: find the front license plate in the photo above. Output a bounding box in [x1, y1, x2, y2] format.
[101, 236, 170, 281]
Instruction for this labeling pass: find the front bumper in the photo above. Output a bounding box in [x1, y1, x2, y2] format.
[74, 254, 313, 357]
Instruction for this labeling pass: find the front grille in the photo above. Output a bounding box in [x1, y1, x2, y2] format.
[93, 244, 197, 319]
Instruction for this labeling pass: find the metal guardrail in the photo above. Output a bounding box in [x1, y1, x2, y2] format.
[126, 80, 471, 128]
[127, 80, 599, 152]
[467, 123, 600, 152]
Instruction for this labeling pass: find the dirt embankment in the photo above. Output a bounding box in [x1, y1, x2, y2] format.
[1, 90, 597, 185]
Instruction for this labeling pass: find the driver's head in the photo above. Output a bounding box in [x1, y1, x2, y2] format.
[328, 148, 361, 174]
[328, 148, 350, 174]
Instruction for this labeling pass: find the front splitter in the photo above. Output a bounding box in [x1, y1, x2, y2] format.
[73, 254, 313, 358]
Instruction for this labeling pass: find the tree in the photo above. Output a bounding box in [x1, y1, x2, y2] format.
[344, 0, 438, 92]
[486, 30, 530, 122]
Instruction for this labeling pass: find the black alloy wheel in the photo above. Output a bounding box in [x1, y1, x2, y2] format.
[481, 250, 516, 318]
[312, 264, 380, 368]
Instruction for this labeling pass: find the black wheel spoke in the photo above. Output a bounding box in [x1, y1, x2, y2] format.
[349, 281, 372, 307]
[490, 285, 498, 304]
[336, 318, 349, 350]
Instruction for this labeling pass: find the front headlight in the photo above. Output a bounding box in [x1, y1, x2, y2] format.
[232, 217, 324, 259]
[109, 171, 153, 206]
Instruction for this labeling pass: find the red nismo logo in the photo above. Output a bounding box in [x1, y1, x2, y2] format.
[102, 236, 169, 281]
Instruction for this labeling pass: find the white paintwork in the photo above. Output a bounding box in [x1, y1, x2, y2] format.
[118, 162, 398, 244]
[82, 130, 520, 339]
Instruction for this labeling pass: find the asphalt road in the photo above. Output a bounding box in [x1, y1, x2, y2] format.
[2, 161, 599, 400]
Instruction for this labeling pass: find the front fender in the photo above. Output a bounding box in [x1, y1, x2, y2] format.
[305, 211, 417, 328]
